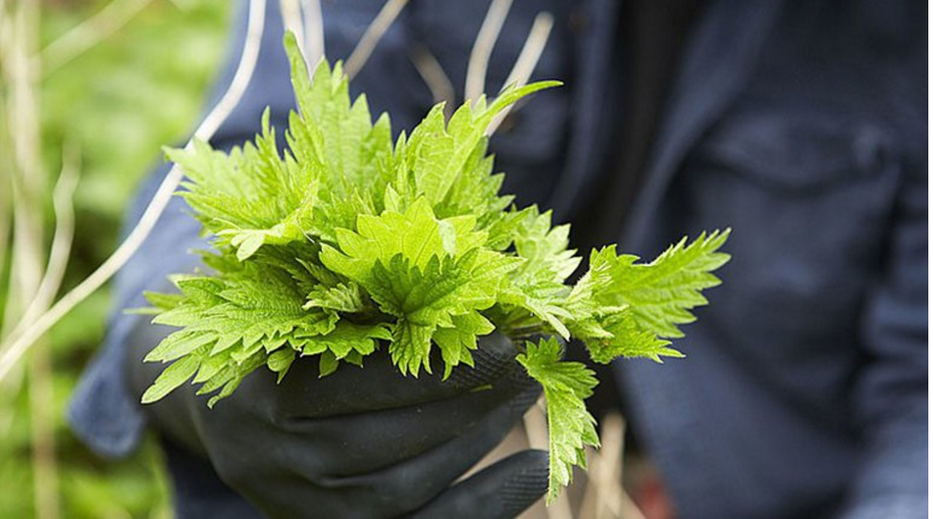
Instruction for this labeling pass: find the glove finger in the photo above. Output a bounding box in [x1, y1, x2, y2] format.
[279, 373, 540, 476]
[272, 333, 528, 418]
[406, 449, 549, 519]
[262, 382, 540, 519]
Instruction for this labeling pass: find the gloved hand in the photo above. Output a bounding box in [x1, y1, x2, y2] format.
[125, 315, 548, 519]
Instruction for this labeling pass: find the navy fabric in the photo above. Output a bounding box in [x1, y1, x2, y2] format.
[69, 0, 928, 518]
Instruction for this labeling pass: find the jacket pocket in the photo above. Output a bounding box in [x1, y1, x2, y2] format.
[679, 107, 901, 398]
[694, 108, 893, 194]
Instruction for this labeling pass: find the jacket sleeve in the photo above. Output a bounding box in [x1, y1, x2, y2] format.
[840, 129, 928, 518]
[67, 0, 295, 457]
[67, 162, 208, 457]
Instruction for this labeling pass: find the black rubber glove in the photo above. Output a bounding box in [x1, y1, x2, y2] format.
[125, 317, 548, 519]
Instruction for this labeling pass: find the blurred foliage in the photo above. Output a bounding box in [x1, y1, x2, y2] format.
[0, 0, 231, 517]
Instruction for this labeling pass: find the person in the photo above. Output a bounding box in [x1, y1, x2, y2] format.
[69, 1, 928, 518]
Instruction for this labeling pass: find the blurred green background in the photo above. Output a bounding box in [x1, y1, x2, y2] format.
[0, 1, 232, 517]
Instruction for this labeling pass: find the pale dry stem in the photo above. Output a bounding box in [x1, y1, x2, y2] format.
[40, 0, 153, 76]
[486, 12, 553, 136]
[410, 44, 455, 119]
[279, 0, 324, 76]
[3, 145, 80, 348]
[344, 0, 410, 81]
[279, 0, 306, 58]
[3, 2, 60, 518]
[0, 0, 268, 383]
[465, 0, 513, 104]
[303, 0, 324, 70]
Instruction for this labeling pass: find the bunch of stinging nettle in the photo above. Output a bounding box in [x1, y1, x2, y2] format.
[139, 33, 729, 501]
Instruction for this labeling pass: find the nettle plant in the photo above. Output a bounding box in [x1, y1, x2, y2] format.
[140, 33, 729, 501]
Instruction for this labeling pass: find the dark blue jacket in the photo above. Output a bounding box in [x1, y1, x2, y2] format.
[70, 1, 928, 517]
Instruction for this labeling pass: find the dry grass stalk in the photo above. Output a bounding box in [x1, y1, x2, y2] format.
[40, 0, 153, 76]
[410, 44, 455, 119]
[486, 11, 553, 136]
[279, 0, 325, 76]
[0, 0, 269, 383]
[0, 0, 16, 446]
[344, 0, 410, 81]
[302, 0, 325, 69]
[29, 338, 59, 519]
[26, 148, 79, 519]
[2, 2, 60, 518]
[465, 0, 514, 104]
[3, 145, 79, 350]
[280, 0, 307, 56]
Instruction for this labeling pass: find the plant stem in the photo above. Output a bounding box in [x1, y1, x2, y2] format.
[3, 2, 59, 518]
[465, 0, 513, 104]
[410, 44, 455, 120]
[344, 0, 410, 81]
[302, 0, 324, 70]
[40, 0, 153, 77]
[486, 12, 554, 136]
[0, 0, 268, 383]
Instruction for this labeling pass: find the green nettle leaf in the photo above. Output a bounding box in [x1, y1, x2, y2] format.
[517, 338, 599, 503]
[433, 311, 495, 379]
[140, 31, 731, 502]
[141, 353, 202, 404]
[565, 230, 731, 364]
